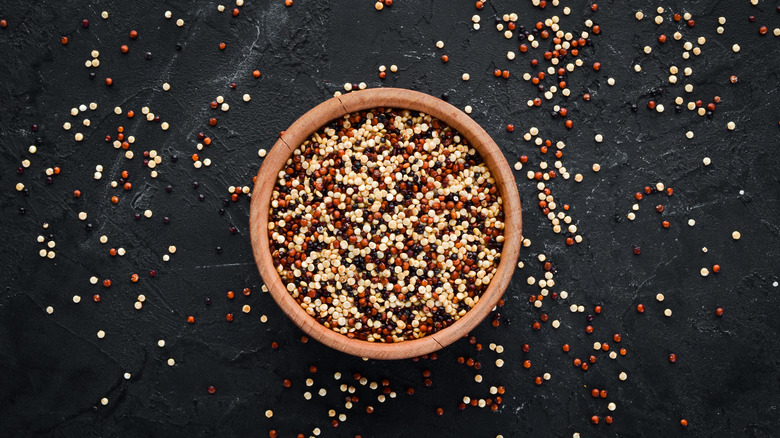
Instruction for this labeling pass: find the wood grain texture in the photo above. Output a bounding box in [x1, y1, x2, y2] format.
[249, 88, 522, 360]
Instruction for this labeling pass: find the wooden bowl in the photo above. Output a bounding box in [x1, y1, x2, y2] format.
[249, 88, 522, 360]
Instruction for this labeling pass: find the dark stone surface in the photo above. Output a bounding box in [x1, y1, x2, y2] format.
[1, 0, 779, 436]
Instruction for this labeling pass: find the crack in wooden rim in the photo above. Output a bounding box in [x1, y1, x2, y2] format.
[249, 88, 522, 360]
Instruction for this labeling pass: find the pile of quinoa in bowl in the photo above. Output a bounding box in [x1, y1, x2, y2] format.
[268, 107, 505, 343]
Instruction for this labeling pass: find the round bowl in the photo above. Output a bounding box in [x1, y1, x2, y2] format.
[249, 88, 522, 359]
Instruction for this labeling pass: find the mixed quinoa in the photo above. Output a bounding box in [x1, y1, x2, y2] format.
[269, 108, 504, 342]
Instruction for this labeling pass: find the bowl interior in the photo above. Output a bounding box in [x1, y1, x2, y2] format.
[249, 88, 522, 360]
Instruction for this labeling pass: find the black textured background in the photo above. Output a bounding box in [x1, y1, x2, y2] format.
[1, 0, 779, 436]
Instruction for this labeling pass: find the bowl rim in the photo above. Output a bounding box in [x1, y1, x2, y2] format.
[249, 87, 522, 360]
